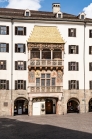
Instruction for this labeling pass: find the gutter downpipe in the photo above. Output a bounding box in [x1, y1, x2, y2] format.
[11, 18, 13, 116]
[84, 21, 86, 113]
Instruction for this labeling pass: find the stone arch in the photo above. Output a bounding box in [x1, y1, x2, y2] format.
[67, 97, 80, 113]
[14, 97, 28, 115]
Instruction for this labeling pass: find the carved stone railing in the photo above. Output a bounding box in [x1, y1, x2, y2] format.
[28, 59, 64, 67]
[28, 86, 63, 93]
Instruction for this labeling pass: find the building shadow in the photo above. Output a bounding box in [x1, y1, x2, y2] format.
[0, 117, 92, 139]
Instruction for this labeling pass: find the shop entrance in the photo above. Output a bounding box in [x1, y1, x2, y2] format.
[89, 99, 92, 112]
[45, 99, 53, 114]
[14, 97, 28, 115]
[67, 98, 80, 113]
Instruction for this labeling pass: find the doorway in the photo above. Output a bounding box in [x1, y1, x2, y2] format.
[45, 99, 53, 114]
[67, 98, 79, 113]
[14, 97, 28, 115]
[89, 99, 92, 112]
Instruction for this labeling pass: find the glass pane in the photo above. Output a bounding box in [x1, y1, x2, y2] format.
[36, 78, 40, 86]
[18, 44, 23, 53]
[41, 74, 45, 78]
[46, 79, 50, 86]
[52, 78, 55, 86]
[18, 27, 23, 31]
[1, 27, 6, 35]
[18, 65, 23, 70]
[41, 79, 45, 86]
[46, 74, 50, 78]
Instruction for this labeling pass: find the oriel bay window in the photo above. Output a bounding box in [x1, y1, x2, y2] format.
[53, 49, 62, 59]
[36, 73, 56, 86]
[31, 48, 40, 59]
[0, 80, 9, 90]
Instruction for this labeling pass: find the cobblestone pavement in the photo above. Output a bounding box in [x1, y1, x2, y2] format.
[0, 113, 92, 139]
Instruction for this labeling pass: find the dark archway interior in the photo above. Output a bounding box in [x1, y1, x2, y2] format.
[89, 99, 92, 112]
[14, 98, 28, 115]
[67, 99, 79, 113]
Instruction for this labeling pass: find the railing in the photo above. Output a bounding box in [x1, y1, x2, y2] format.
[29, 59, 63, 67]
[29, 86, 63, 93]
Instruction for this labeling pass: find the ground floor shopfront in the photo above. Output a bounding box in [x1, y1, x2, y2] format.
[0, 90, 92, 116]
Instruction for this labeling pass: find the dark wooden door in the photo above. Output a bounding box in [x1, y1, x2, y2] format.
[46, 100, 53, 114]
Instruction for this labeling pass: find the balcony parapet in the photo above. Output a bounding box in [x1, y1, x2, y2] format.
[28, 59, 64, 70]
[27, 86, 63, 93]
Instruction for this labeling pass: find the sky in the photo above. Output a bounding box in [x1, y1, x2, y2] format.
[0, 0, 92, 18]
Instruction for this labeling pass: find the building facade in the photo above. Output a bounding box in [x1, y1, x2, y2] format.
[0, 3, 92, 116]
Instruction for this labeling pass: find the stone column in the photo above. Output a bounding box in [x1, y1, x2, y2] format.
[62, 49, 64, 60]
[51, 49, 53, 60]
[40, 49, 42, 60]
[28, 99, 32, 116]
[57, 99, 62, 115]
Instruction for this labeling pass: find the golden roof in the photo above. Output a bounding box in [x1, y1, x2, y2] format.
[27, 26, 65, 43]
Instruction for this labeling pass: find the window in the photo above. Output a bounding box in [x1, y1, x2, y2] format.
[68, 62, 79, 71]
[0, 80, 9, 90]
[89, 46, 92, 54]
[26, 12, 29, 16]
[15, 44, 26, 53]
[68, 28, 76, 37]
[15, 80, 26, 90]
[89, 81, 92, 89]
[58, 14, 61, 18]
[42, 49, 51, 59]
[53, 49, 62, 59]
[31, 48, 40, 59]
[0, 61, 6, 70]
[68, 80, 79, 90]
[15, 26, 26, 35]
[89, 30, 92, 38]
[69, 45, 78, 54]
[36, 73, 56, 86]
[0, 43, 9, 52]
[0, 26, 9, 35]
[89, 62, 92, 71]
[81, 15, 84, 19]
[15, 61, 26, 70]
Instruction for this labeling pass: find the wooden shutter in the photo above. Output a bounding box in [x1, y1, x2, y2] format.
[68, 29, 70, 36]
[7, 26, 9, 35]
[76, 45, 79, 54]
[15, 61, 17, 70]
[15, 44, 17, 52]
[69, 45, 71, 54]
[89, 81, 91, 90]
[89, 46, 91, 54]
[24, 27, 26, 35]
[89, 30, 91, 38]
[89, 63, 91, 71]
[24, 61, 26, 70]
[15, 80, 18, 90]
[68, 80, 71, 90]
[68, 62, 71, 71]
[15, 27, 17, 35]
[6, 80, 9, 90]
[3, 61, 6, 70]
[74, 29, 76, 37]
[24, 80, 26, 90]
[76, 81, 79, 89]
[6, 43, 9, 52]
[76, 62, 79, 71]
[23, 44, 26, 53]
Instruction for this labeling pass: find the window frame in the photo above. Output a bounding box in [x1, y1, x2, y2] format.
[69, 45, 78, 54]
[15, 80, 26, 90]
[0, 60, 6, 70]
[0, 43, 9, 52]
[68, 62, 79, 71]
[15, 26, 26, 35]
[15, 61, 26, 70]
[68, 28, 76, 37]
[68, 80, 79, 90]
[0, 26, 9, 35]
[15, 43, 26, 53]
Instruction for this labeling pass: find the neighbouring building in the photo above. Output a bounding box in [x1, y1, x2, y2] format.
[0, 3, 92, 116]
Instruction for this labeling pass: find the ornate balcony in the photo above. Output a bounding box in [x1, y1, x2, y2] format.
[28, 59, 64, 70]
[28, 86, 63, 93]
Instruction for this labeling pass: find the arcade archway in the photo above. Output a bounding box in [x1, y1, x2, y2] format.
[67, 98, 80, 113]
[14, 97, 28, 115]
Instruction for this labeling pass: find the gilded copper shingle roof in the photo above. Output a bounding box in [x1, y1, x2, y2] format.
[27, 26, 65, 43]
